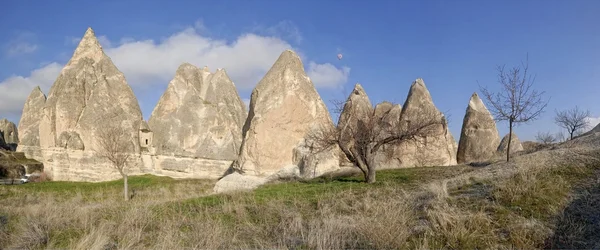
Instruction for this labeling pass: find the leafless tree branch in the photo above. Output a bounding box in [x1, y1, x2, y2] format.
[478, 54, 549, 162]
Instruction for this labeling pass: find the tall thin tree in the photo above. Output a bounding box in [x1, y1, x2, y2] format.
[480, 55, 549, 162]
[96, 126, 133, 201]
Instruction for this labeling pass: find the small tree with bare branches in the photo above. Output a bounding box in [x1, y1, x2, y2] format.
[96, 126, 133, 201]
[479, 55, 549, 162]
[309, 99, 445, 183]
[535, 131, 556, 145]
[554, 106, 590, 140]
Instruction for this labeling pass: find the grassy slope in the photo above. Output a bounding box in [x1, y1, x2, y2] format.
[1, 154, 599, 249]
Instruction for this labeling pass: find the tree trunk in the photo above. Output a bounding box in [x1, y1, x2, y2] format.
[507, 120, 513, 162]
[569, 130, 574, 140]
[365, 151, 376, 184]
[123, 174, 129, 201]
[366, 166, 376, 183]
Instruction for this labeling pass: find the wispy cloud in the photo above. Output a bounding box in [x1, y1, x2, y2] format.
[250, 20, 303, 44]
[5, 31, 38, 56]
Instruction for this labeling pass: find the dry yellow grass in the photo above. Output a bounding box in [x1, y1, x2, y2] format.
[1, 146, 599, 249]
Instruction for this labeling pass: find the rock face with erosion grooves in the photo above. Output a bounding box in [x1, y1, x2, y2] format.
[234, 50, 339, 178]
[397, 78, 457, 167]
[337, 83, 373, 167]
[37, 27, 145, 181]
[456, 92, 500, 164]
[372, 102, 405, 169]
[147, 63, 247, 178]
[17, 86, 47, 158]
[497, 133, 524, 154]
[0, 119, 18, 151]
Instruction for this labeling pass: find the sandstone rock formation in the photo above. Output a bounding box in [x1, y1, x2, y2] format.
[397, 78, 457, 167]
[372, 102, 404, 169]
[337, 83, 373, 167]
[497, 133, 524, 154]
[235, 50, 339, 177]
[0, 119, 18, 151]
[456, 93, 500, 164]
[36, 27, 144, 181]
[148, 63, 246, 160]
[338, 83, 373, 141]
[39, 27, 143, 154]
[17, 86, 46, 157]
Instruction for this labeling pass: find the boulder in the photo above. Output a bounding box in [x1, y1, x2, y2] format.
[38, 27, 143, 154]
[148, 63, 246, 160]
[0, 119, 18, 151]
[17, 86, 46, 147]
[456, 93, 500, 164]
[497, 133, 524, 154]
[397, 78, 457, 167]
[234, 50, 339, 176]
[213, 172, 269, 193]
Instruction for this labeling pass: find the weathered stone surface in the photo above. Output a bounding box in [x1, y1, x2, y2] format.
[372, 103, 405, 169]
[38, 27, 143, 155]
[338, 83, 373, 147]
[33, 27, 143, 181]
[292, 140, 340, 178]
[17, 86, 46, 147]
[0, 119, 18, 151]
[235, 50, 339, 176]
[397, 78, 457, 167]
[456, 93, 500, 164]
[373, 101, 394, 121]
[213, 172, 269, 193]
[336, 83, 373, 168]
[497, 133, 524, 153]
[148, 63, 246, 161]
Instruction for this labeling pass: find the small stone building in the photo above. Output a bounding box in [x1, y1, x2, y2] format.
[138, 120, 153, 152]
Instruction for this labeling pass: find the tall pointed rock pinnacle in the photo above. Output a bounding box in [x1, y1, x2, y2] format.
[18, 86, 47, 148]
[398, 78, 457, 167]
[68, 27, 105, 66]
[39, 26, 143, 162]
[235, 49, 339, 177]
[148, 63, 246, 161]
[457, 92, 500, 164]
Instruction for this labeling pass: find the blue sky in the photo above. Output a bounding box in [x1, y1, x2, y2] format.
[1, 0, 599, 141]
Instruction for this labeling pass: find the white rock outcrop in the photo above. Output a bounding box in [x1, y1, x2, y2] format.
[17, 86, 46, 158]
[234, 50, 339, 177]
[456, 93, 500, 164]
[37, 27, 145, 181]
[397, 78, 457, 167]
[149, 63, 246, 160]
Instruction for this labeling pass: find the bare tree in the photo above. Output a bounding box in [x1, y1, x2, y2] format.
[479, 55, 549, 162]
[554, 106, 590, 140]
[535, 131, 556, 145]
[309, 99, 445, 183]
[96, 126, 133, 201]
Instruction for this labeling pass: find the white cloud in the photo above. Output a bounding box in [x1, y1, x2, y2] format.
[253, 20, 303, 44]
[0, 22, 350, 115]
[585, 116, 600, 131]
[0, 63, 62, 115]
[7, 43, 38, 56]
[306, 62, 351, 89]
[5, 32, 38, 56]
